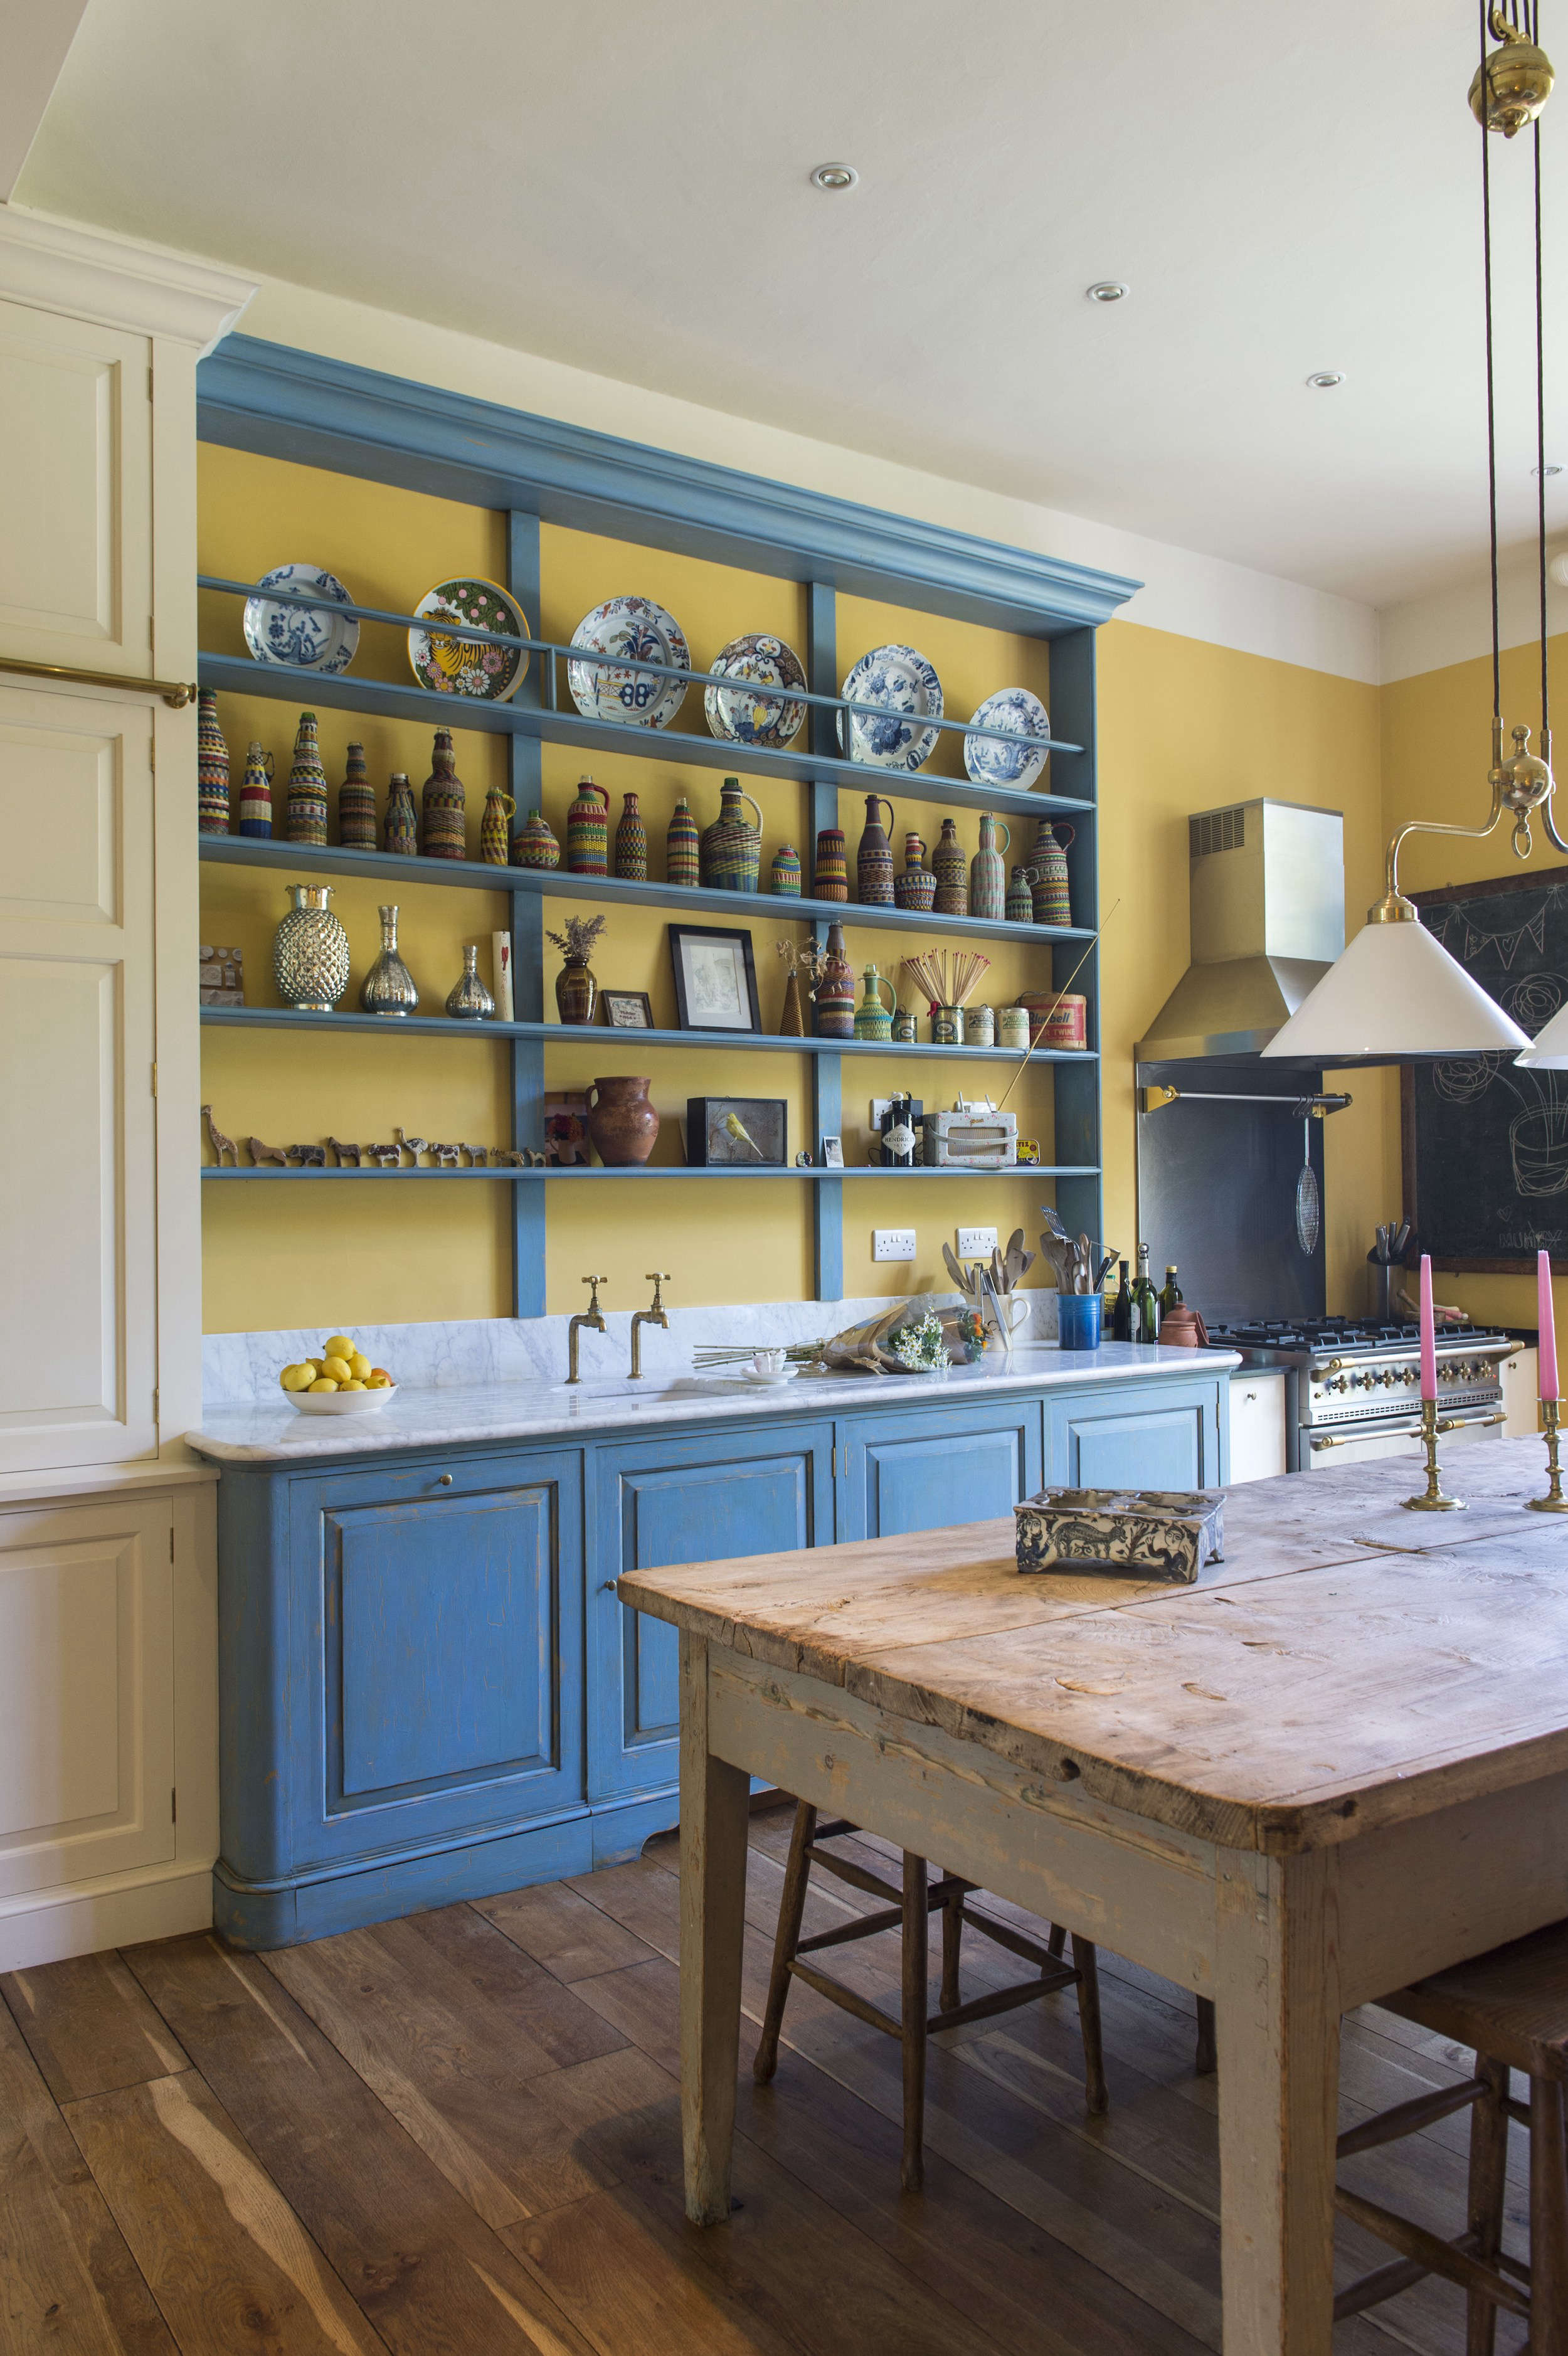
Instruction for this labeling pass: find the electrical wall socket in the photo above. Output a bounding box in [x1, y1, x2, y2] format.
[874, 1228, 917, 1261]
[956, 1225, 998, 1260]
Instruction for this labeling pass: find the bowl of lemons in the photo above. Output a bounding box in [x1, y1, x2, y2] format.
[278, 1337, 397, 1414]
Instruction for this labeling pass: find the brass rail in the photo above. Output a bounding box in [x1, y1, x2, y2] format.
[0, 656, 196, 708]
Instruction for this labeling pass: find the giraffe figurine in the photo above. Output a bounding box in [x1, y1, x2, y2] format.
[201, 1105, 238, 1165]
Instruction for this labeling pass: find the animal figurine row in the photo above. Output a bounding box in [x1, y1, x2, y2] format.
[203, 1106, 549, 1169]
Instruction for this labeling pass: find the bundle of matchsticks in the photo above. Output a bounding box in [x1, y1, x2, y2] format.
[900, 948, 991, 1009]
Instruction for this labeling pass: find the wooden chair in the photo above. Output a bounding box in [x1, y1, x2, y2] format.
[753, 1800, 1108, 2192]
[1333, 1918, 1568, 2346]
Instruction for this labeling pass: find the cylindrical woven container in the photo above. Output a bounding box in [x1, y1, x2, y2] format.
[337, 741, 377, 847]
[615, 791, 648, 881]
[931, 817, 967, 915]
[813, 826, 849, 901]
[197, 691, 231, 836]
[770, 844, 802, 896]
[701, 778, 763, 891]
[285, 712, 329, 847]
[383, 772, 418, 856]
[566, 776, 608, 874]
[666, 798, 700, 886]
[813, 923, 855, 1038]
[512, 808, 560, 869]
[421, 730, 467, 860]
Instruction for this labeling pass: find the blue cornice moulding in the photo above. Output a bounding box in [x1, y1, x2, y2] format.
[196, 334, 1141, 638]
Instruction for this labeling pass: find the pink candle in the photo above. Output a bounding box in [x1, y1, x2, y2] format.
[1540, 1249, 1559, 1403]
[1419, 1253, 1438, 1403]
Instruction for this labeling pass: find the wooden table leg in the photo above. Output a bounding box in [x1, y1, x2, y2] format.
[1214, 1847, 1341, 2353]
[679, 1629, 751, 2226]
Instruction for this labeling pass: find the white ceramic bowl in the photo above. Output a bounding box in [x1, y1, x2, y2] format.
[285, 1386, 396, 1415]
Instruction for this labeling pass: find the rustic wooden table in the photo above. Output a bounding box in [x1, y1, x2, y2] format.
[620, 1435, 1568, 2353]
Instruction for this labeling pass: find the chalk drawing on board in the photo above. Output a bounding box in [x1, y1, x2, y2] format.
[1430, 967, 1568, 1196]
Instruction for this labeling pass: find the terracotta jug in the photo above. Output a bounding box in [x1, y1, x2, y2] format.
[813, 921, 856, 1038]
[566, 777, 610, 875]
[701, 777, 763, 891]
[856, 793, 896, 905]
[587, 1075, 660, 1165]
[969, 811, 1010, 921]
[894, 830, 937, 911]
[931, 816, 968, 915]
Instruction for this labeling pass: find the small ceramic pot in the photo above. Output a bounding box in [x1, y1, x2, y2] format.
[556, 957, 598, 1026]
[588, 1075, 660, 1165]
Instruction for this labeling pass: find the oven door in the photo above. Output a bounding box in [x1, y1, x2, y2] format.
[1301, 1404, 1502, 1470]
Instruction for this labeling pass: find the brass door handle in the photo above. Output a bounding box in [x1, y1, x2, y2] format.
[0, 655, 197, 707]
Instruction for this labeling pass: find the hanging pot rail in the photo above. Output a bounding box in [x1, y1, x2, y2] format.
[1140, 1086, 1353, 1117]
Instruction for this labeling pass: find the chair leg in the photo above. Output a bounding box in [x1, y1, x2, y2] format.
[753, 1799, 815, 2084]
[1465, 2056, 1510, 2356]
[901, 1851, 929, 2192]
[940, 1881, 963, 2015]
[1194, 1995, 1217, 2077]
[1530, 2073, 1568, 2355]
[1046, 1922, 1066, 1963]
[1073, 1934, 1109, 2115]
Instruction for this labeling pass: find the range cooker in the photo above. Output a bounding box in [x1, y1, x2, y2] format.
[1206, 1317, 1517, 1473]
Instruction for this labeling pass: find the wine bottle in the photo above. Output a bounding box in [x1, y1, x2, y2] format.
[1133, 1243, 1160, 1343]
[1110, 1258, 1134, 1342]
[1159, 1265, 1184, 1316]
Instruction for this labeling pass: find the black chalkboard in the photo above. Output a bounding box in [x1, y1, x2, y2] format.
[1404, 869, 1568, 1270]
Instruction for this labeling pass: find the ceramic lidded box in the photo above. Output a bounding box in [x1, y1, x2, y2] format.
[1014, 1488, 1225, 1584]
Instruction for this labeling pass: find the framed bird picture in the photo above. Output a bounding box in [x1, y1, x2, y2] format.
[686, 1096, 788, 1167]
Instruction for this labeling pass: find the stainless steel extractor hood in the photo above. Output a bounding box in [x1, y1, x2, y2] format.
[1135, 799, 1345, 1061]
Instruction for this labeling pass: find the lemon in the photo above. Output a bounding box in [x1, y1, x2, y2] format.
[279, 1364, 312, 1392]
[324, 1335, 356, 1363]
[319, 1356, 352, 1384]
[307, 1377, 339, 1393]
[342, 1379, 368, 1391]
[364, 1374, 391, 1388]
[348, 1351, 372, 1380]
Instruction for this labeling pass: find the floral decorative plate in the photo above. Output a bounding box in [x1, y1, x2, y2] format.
[567, 595, 689, 730]
[408, 578, 529, 701]
[243, 563, 359, 674]
[704, 632, 808, 749]
[964, 687, 1052, 790]
[838, 644, 943, 771]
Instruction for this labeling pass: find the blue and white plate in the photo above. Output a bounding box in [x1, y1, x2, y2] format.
[567, 595, 689, 729]
[964, 687, 1052, 790]
[704, 633, 808, 749]
[243, 563, 359, 675]
[838, 644, 943, 772]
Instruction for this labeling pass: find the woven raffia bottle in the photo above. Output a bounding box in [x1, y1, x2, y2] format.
[479, 784, 515, 866]
[666, 797, 700, 886]
[856, 793, 896, 905]
[196, 691, 231, 835]
[236, 743, 274, 837]
[1006, 864, 1035, 924]
[383, 772, 418, 856]
[421, 730, 466, 859]
[931, 815, 968, 915]
[813, 921, 856, 1039]
[285, 711, 329, 846]
[615, 790, 648, 881]
[969, 812, 1010, 921]
[701, 777, 763, 891]
[1029, 820, 1073, 926]
[770, 844, 802, 896]
[566, 776, 610, 874]
[812, 824, 849, 901]
[512, 808, 561, 868]
[337, 741, 377, 847]
[894, 831, 937, 911]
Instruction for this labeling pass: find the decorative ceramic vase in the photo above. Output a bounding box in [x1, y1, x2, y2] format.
[812, 825, 849, 901]
[446, 943, 495, 1019]
[893, 831, 936, 912]
[666, 797, 700, 886]
[337, 741, 377, 847]
[1030, 820, 1074, 926]
[969, 812, 1010, 921]
[237, 743, 274, 838]
[967, 1002, 997, 1048]
[421, 730, 467, 859]
[566, 776, 610, 874]
[1006, 865, 1036, 925]
[479, 785, 516, 866]
[931, 817, 968, 915]
[770, 844, 802, 896]
[587, 1075, 660, 1166]
[285, 712, 329, 847]
[273, 883, 350, 1011]
[998, 1005, 1030, 1051]
[383, 772, 418, 857]
[512, 807, 560, 869]
[361, 904, 420, 1016]
[856, 793, 896, 905]
[556, 954, 598, 1026]
[779, 969, 807, 1036]
[813, 921, 855, 1039]
[853, 963, 896, 1042]
[614, 790, 648, 881]
[701, 777, 763, 891]
[196, 691, 231, 835]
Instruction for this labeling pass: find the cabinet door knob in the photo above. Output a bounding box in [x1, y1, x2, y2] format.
[435, 1472, 453, 1487]
[601, 1579, 618, 1593]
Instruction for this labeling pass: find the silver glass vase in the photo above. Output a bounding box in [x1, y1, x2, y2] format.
[445, 943, 495, 1020]
[273, 883, 351, 1012]
[360, 905, 420, 1016]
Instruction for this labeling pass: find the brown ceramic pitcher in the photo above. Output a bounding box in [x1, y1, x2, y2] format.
[587, 1076, 660, 1165]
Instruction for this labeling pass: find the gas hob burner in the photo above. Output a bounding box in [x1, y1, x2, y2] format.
[1207, 1315, 1508, 1359]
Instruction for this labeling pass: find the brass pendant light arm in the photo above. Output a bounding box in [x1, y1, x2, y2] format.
[1374, 790, 1503, 924]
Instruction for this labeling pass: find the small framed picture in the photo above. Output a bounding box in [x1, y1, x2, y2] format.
[602, 990, 654, 1029]
[820, 1134, 844, 1169]
[669, 924, 761, 1033]
[687, 1096, 787, 1167]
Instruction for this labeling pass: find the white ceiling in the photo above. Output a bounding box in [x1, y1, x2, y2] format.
[16, 0, 1568, 607]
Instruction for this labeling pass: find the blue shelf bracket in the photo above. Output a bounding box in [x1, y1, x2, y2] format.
[509, 512, 547, 1318]
[807, 581, 844, 1302]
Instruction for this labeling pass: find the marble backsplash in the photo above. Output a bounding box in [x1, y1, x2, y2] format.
[201, 1290, 1060, 1406]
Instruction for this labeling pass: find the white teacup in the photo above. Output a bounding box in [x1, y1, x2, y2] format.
[753, 1348, 788, 1375]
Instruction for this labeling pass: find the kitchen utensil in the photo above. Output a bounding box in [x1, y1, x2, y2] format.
[1295, 1114, 1321, 1256]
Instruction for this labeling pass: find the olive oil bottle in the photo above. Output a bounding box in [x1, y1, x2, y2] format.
[1131, 1244, 1160, 1344]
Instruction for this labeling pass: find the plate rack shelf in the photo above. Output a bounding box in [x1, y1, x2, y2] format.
[196, 334, 1136, 1309]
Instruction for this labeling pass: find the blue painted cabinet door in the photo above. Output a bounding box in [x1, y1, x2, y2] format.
[588, 1421, 834, 1802]
[837, 1399, 1042, 1542]
[1044, 1379, 1226, 1491]
[283, 1448, 583, 1869]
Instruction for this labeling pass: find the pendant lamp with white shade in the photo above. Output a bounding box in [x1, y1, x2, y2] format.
[1266, 1, 1559, 1065]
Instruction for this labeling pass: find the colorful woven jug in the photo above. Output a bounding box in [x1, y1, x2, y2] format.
[770, 843, 802, 896]
[479, 784, 516, 866]
[337, 741, 377, 847]
[615, 790, 648, 881]
[1029, 820, 1074, 927]
[931, 816, 968, 915]
[236, 742, 273, 839]
[512, 807, 560, 869]
[422, 730, 467, 859]
[894, 831, 936, 912]
[701, 777, 763, 891]
[853, 964, 896, 1042]
[812, 825, 849, 901]
[566, 776, 610, 874]
[968, 812, 1010, 922]
[856, 794, 896, 905]
[666, 797, 700, 886]
[285, 711, 329, 847]
[196, 691, 231, 836]
[813, 923, 856, 1039]
[384, 772, 418, 856]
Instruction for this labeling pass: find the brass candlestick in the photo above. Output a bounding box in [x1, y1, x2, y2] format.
[1527, 1397, 1568, 1512]
[1401, 1397, 1465, 1511]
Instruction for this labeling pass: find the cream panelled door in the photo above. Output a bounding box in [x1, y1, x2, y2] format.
[0, 684, 156, 1470]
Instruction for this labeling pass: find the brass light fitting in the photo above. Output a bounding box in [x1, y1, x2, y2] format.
[1470, 8, 1555, 131]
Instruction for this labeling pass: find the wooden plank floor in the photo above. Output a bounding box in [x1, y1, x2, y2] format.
[0, 1808, 1531, 2355]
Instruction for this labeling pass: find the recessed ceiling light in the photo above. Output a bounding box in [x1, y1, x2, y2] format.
[1086, 281, 1128, 303]
[810, 162, 857, 192]
[1306, 371, 1345, 389]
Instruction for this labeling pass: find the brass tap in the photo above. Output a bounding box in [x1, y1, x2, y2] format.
[630, 1273, 670, 1378]
[567, 1275, 608, 1384]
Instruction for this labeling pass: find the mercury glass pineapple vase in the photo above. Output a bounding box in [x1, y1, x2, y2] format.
[273, 884, 351, 1012]
[360, 904, 420, 1016]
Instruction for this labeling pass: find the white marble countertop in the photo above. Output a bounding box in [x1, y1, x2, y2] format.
[184, 1342, 1240, 1464]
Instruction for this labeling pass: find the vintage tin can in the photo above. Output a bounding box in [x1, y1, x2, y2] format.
[998, 1004, 1030, 1051]
[965, 1003, 995, 1048]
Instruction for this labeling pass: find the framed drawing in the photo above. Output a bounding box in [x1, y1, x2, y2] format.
[669, 924, 760, 1034]
[602, 990, 654, 1029]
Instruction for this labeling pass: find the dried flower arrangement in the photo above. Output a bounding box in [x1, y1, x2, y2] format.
[546, 914, 607, 962]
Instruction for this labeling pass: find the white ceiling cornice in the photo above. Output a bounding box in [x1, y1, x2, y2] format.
[0, 202, 254, 349]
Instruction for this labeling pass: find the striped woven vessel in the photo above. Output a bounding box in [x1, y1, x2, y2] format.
[615, 791, 648, 881]
[285, 711, 329, 847]
[666, 797, 701, 886]
[421, 730, 467, 860]
[337, 742, 378, 847]
[196, 691, 231, 836]
[566, 777, 610, 875]
[770, 844, 803, 896]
